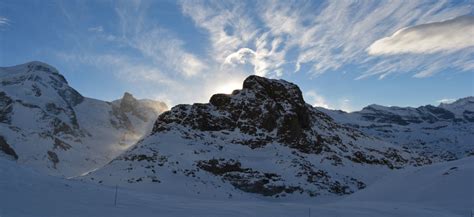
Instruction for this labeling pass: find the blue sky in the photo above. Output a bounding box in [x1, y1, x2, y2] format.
[0, 0, 473, 111]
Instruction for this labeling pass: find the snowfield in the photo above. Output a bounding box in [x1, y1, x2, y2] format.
[1, 157, 472, 217]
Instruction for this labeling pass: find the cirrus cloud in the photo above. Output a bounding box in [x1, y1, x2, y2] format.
[0, 16, 10, 29]
[180, 0, 473, 80]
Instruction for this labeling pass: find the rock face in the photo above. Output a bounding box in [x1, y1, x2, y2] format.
[84, 75, 422, 199]
[0, 61, 168, 177]
[0, 136, 18, 160]
[319, 97, 474, 161]
[115, 92, 168, 123]
[154, 76, 362, 154]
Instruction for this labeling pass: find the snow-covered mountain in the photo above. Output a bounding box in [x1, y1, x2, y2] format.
[319, 97, 474, 162]
[0, 61, 167, 177]
[83, 75, 426, 199]
[1, 63, 472, 216]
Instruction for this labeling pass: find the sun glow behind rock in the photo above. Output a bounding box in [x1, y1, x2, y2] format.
[212, 80, 243, 95]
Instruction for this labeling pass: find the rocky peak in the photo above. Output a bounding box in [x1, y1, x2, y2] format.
[86, 76, 419, 199]
[114, 92, 168, 123]
[120, 92, 138, 113]
[241, 75, 306, 106]
[26, 61, 60, 74]
[439, 96, 474, 114]
[18, 61, 67, 84]
[153, 75, 355, 154]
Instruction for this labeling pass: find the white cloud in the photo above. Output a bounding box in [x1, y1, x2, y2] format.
[224, 48, 256, 65]
[181, 1, 472, 79]
[368, 15, 474, 55]
[304, 91, 355, 111]
[223, 43, 286, 77]
[56, 52, 199, 105]
[0, 16, 9, 27]
[265, 1, 473, 78]
[180, 0, 258, 63]
[131, 29, 207, 78]
[56, 1, 474, 107]
[88, 26, 104, 33]
[305, 91, 330, 109]
[339, 98, 353, 112]
[108, 2, 208, 79]
[437, 98, 456, 104]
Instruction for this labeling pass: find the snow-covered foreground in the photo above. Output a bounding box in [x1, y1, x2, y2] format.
[1, 157, 472, 217]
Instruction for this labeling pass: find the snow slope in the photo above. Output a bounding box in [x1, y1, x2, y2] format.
[1, 155, 471, 217]
[0, 61, 167, 177]
[344, 156, 474, 216]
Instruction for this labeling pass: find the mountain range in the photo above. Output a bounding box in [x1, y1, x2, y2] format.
[0, 61, 472, 216]
[319, 97, 473, 161]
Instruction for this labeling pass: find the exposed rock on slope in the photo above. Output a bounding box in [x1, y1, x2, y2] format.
[84, 75, 422, 199]
[0, 61, 167, 177]
[0, 135, 18, 160]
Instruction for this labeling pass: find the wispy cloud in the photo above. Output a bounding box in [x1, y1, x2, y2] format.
[368, 15, 474, 55]
[260, 1, 472, 78]
[305, 91, 330, 109]
[0, 16, 10, 28]
[57, 0, 251, 105]
[339, 98, 353, 112]
[55, 0, 473, 107]
[437, 98, 456, 104]
[180, 1, 258, 63]
[88, 26, 104, 33]
[304, 91, 354, 112]
[111, 2, 208, 79]
[180, 0, 473, 79]
[131, 28, 207, 78]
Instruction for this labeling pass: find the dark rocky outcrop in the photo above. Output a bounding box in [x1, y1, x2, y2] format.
[153, 75, 352, 155]
[0, 92, 13, 124]
[197, 158, 303, 196]
[0, 136, 18, 160]
[47, 151, 59, 169]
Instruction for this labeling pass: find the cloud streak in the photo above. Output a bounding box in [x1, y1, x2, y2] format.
[131, 29, 207, 78]
[368, 15, 474, 55]
[88, 26, 104, 33]
[437, 98, 456, 104]
[0, 16, 9, 28]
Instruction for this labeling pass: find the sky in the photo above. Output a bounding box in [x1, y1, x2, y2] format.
[0, 0, 473, 111]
